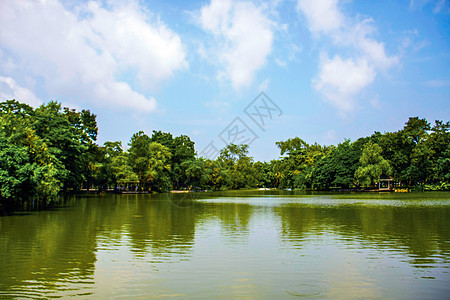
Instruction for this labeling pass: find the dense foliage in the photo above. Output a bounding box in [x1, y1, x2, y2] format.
[1, 100, 449, 212]
[0, 100, 98, 212]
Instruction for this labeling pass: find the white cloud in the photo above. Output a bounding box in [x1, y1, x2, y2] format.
[0, 76, 43, 107]
[357, 38, 397, 70]
[0, 0, 187, 112]
[198, 0, 233, 34]
[85, 2, 187, 88]
[297, 0, 343, 35]
[314, 55, 375, 112]
[297, 0, 398, 114]
[345, 20, 398, 70]
[197, 0, 274, 89]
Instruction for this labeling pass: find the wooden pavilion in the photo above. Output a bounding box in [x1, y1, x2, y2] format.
[378, 174, 394, 191]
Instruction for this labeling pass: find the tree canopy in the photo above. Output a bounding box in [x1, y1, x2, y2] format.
[1, 99, 449, 213]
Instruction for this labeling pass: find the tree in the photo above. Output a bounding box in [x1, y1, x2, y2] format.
[0, 100, 63, 211]
[205, 159, 230, 190]
[128, 131, 151, 189]
[276, 137, 308, 156]
[330, 140, 360, 188]
[110, 153, 139, 189]
[275, 138, 309, 189]
[103, 141, 123, 157]
[172, 135, 196, 189]
[147, 142, 172, 192]
[231, 154, 258, 189]
[181, 158, 207, 190]
[0, 139, 34, 206]
[377, 131, 411, 186]
[32, 102, 98, 190]
[403, 117, 430, 144]
[436, 144, 450, 183]
[275, 138, 333, 189]
[98, 141, 122, 189]
[355, 142, 391, 188]
[151, 130, 174, 152]
[427, 120, 450, 183]
[2, 98, 449, 214]
[406, 143, 434, 185]
[254, 161, 275, 188]
[217, 144, 258, 189]
[311, 153, 334, 189]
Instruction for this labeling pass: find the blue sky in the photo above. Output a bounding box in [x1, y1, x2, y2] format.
[0, 0, 449, 161]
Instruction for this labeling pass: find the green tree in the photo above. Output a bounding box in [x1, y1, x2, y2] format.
[403, 117, 430, 145]
[100, 141, 125, 189]
[407, 143, 434, 185]
[275, 138, 331, 189]
[0, 100, 63, 211]
[0, 139, 34, 206]
[275, 137, 309, 189]
[110, 152, 139, 189]
[32, 102, 97, 190]
[311, 153, 334, 189]
[181, 158, 207, 190]
[254, 161, 275, 188]
[355, 142, 391, 188]
[128, 131, 151, 189]
[147, 142, 172, 192]
[330, 140, 360, 188]
[427, 120, 450, 183]
[151, 130, 174, 153]
[377, 131, 411, 186]
[172, 135, 196, 189]
[205, 159, 230, 190]
[436, 144, 450, 183]
[217, 144, 258, 189]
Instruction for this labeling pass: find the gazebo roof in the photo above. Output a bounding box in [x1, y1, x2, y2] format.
[380, 174, 394, 181]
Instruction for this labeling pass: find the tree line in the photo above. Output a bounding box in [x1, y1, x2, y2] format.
[1, 100, 449, 212]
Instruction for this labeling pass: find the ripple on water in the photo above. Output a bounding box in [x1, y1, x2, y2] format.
[286, 283, 327, 297]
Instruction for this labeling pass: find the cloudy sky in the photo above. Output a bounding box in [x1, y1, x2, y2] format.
[0, 0, 449, 161]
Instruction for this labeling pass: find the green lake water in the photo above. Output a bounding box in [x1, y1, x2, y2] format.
[1, 191, 449, 299]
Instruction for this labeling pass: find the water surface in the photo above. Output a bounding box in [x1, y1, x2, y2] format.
[1, 191, 449, 299]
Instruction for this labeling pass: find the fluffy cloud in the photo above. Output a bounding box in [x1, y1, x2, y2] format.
[297, 0, 397, 113]
[198, 0, 274, 89]
[314, 55, 375, 112]
[297, 0, 343, 34]
[0, 0, 187, 111]
[0, 76, 43, 107]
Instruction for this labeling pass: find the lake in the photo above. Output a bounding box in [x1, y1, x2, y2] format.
[1, 191, 449, 299]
